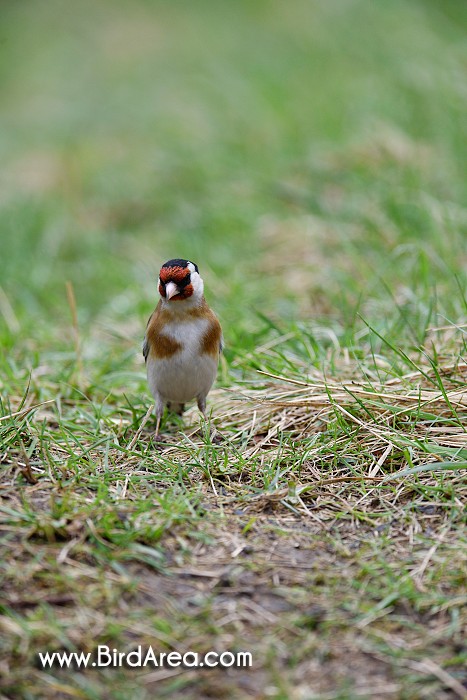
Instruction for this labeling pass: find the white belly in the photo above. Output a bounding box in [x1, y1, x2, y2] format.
[146, 318, 218, 404]
[147, 351, 218, 403]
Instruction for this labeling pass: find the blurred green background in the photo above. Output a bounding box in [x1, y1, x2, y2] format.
[1, 0, 466, 355]
[1, 5, 466, 697]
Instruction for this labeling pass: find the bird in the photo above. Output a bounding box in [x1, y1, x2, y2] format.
[143, 258, 223, 439]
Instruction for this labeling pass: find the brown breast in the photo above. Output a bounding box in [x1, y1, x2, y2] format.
[145, 303, 182, 359]
[145, 299, 222, 360]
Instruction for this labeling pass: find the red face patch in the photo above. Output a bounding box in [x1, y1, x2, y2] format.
[176, 283, 193, 300]
[158, 266, 194, 300]
[159, 266, 188, 283]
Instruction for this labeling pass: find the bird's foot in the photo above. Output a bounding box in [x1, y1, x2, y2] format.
[206, 426, 226, 445]
[152, 432, 169, 451]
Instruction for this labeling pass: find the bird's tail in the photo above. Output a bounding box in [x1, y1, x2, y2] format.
[167, 402, 185, 416]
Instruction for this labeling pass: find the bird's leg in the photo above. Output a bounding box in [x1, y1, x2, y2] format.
[154, 414, 161, 439]
[197, 395, 207, 420]
[154, 396, 165, 442]
[197, 396, 223, 444]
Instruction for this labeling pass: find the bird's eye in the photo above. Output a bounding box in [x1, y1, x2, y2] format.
[178, 273, 191, 288]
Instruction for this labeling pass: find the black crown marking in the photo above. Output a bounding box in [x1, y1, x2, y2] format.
[162, 259, 199, 273]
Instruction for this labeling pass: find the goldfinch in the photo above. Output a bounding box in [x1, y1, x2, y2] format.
[143, 258, 223, 438]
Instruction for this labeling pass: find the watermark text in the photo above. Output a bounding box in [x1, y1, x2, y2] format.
[38, 645, 252, 670]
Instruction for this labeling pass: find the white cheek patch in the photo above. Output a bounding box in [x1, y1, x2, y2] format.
[190, 270, 204, 298]
[187, 262, 196, 274]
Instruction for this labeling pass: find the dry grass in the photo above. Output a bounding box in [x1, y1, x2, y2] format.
[2, 0, 467, 697]
[1, 333, 466, 699]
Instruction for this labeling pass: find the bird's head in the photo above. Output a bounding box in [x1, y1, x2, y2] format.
[158, 259, 204, 304]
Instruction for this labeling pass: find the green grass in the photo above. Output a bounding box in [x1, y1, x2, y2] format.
[1, 1, 466, 698]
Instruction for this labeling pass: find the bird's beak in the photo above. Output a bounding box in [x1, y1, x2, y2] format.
[165, 281, 180, 300]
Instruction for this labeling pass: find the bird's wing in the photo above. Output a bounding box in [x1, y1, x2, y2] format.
[142, 303, 161, 363]
[142, 334, 150, 363]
